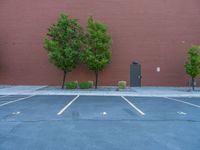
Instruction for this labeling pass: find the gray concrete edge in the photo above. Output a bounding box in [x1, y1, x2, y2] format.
[0, 85, 199, 97]
[0, 91, 200, 97]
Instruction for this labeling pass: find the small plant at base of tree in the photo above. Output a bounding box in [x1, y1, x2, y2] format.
[184, 45, 200, 91]
[118, 81, 127, 89]
[79, 81, 92, 89]
[88, 81, 94, 88]
[65, 81, 78, 89]
[44, 14, 84, 89]
[80, 16, 112, 89]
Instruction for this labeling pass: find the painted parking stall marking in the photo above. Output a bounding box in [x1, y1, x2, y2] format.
[0, 95, 76, 121]
[57, 95, 80, 115]
[0, 95, 35, 107]
[0, 95, 9, 98]
[164, 97, 200, 108]
[121, 96, 145, 116]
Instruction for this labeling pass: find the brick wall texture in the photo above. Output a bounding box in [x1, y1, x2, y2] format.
[0, 0, 200, 86]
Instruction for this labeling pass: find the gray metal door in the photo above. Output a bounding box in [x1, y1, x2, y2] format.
[130, 62, 141, 87]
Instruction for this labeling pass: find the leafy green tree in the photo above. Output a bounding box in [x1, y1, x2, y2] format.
[44, 14, 84, 88]
[185, 45, 200, 90]
[80, 16, 112, 89]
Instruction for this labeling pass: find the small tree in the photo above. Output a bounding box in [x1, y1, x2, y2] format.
[185, 45, 200, 90]
[44, 14, 84, 88]
[81, 17, 112, 89]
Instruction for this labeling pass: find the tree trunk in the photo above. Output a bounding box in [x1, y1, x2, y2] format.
[192, 77, 195, 91]
[95, 71, 99, 89]
[62, 71, 67, 89]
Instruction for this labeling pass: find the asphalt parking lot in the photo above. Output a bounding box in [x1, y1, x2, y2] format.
[0, 95, 200, 150]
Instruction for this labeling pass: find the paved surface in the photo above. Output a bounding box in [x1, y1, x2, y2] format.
[0, 85, 200, 97]
[0, 95, 200, 150]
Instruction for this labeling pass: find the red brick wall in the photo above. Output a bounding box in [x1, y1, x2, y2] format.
[0, 0, 200, 86]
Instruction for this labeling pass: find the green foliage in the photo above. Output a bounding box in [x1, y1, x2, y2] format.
[118, 81, 127, 89]
[185, 45, 200, 79]
[88, 80, 94, 88]
[65, 81, 78, 89]
[81, 16, 112, 71]
[44, 14, 84, 88]
[79, 81, 93, 89]
[80, 16, 112, 88]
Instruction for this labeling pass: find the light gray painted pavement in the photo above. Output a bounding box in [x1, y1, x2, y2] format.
[0, 85, 199, 97]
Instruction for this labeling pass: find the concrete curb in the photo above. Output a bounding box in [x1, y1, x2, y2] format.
[0, 91, 200, 97]
[0, 85, 199, 97]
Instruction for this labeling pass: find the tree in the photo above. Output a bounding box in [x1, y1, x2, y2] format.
[185, 45, 200, 91]
[80, 16, 112, 89]
[44, 14, 84, 88]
